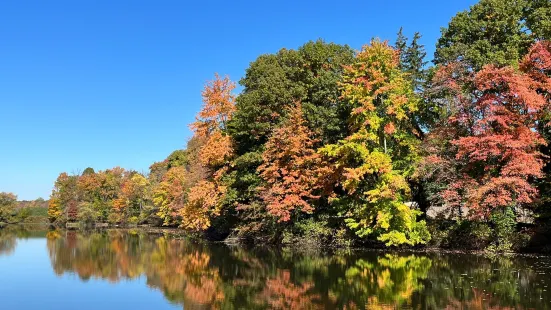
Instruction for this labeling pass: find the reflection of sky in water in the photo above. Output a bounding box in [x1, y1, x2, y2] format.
[1, 232, 551, 310]
[0, 239, 178, 310]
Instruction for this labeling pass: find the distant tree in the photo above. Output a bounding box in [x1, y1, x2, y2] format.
[153, 166, 187, 226]
[115, 173, 150, 221]
[149, 160, 169, 184]
[49, 173, 79, 223]
[0, 192, 17, 223]
[82, 167, 95, 175]
[166, 150, 188, 169]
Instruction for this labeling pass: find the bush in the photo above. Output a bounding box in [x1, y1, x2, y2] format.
[14, 207, 48, 223]
[15, 208, 32, 222]
[108, 213, 122, 224]
[282, 217, 353, 249]
[428, 219, 492, 250]
[487, 207, 517, 252]
[77, 204, 97, 226]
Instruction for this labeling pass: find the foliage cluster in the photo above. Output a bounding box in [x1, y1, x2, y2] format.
[44, 0, 551, 250]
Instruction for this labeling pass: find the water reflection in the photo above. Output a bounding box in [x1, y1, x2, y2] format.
[0, 227, 46, 256]
[2, 229, 551, 309]
[0, 231, 16, 256]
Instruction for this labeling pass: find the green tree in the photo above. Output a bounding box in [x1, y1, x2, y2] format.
[226, 40, 354, 213]
[320, 40, 429, 246]
[395, 27, 408, 68]
[404, 32, 427, 93]
[394, 29, 430, 135]
[82, 167, 95, 175]
[166, 150, 188, 169]
[0, 192, 17, 223]
[435, 0, 551, 70]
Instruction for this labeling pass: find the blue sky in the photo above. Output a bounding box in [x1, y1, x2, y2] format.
[0, 0, 477, 200]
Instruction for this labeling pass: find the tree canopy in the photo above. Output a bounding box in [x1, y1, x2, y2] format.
[41, 0, 551, 250]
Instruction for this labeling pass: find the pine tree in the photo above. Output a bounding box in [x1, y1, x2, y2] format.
[404, 32, 428, 92]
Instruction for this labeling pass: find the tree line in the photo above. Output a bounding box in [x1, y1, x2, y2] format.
[42, 0, 551, 250]
[0, 193, 48, 226]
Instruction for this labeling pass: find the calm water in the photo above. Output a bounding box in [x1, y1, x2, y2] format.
[1, 229, 551, 309]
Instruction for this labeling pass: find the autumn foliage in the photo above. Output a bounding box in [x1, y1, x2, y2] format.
[46, 36, 551, 249]
[426, 41, 551, 219]
[320, 40, 428, 246]
[257, 102, 324, 222]
[177, 74, 236, 231]
[191, 73, 236, 169]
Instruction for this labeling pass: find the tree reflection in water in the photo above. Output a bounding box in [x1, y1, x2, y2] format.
[0, 231, 16, 256]
[38, 230, 551, 309]
[0, 227, 47, 256]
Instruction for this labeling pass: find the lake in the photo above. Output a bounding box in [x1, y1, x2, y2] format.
[0, 229, 550, 309]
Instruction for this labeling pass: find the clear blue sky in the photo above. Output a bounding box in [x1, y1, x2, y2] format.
[0, 0, 477, 200]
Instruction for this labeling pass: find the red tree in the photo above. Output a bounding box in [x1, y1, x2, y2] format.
[427, 41, 551, 218]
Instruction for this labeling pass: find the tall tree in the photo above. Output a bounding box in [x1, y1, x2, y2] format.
[520, 40, 551, 214]
[178, 74, 237, 231]
[404, 32, 428, 93]
[320, 40, 429, 246]
[394, 30, 430, 137]
[435, 0, 551, 70]
[257, 102, 324, 222]
[425, 41, 551, 219]
[191, 73, 236, 170]
[226, 40, 354, 216]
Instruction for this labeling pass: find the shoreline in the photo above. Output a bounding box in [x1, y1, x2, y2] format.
[4, 224, 549, 257]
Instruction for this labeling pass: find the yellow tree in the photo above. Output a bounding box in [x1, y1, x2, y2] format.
[180, 180, 225, 231]
[115, 173, 150, 222]
[0, 192, 17, 223]
[154, 166, 187, 226]
[320, 40, 429, 246]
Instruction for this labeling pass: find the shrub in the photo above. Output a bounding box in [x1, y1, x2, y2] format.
[428, 219, 492, 250]
[487, 207, 517, 252]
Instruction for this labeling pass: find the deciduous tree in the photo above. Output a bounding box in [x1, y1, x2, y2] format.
[426, 41, 551, 218]
[320, 40, 429, 246]
[435, 0, 551, 70]
[257, 102, 324, 222]
[153, 166, 187, 226]
[0, 192, 17, 223]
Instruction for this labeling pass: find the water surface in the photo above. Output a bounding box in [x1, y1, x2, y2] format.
[1, 229, 550, 309]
